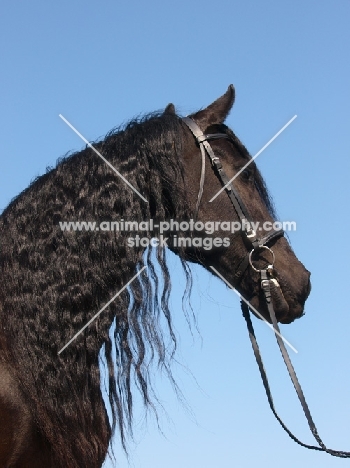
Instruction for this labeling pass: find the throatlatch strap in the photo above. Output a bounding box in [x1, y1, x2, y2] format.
[242, 276, 350, 458]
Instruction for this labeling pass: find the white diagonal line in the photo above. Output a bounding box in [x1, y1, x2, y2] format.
[59, 114, 148, 203]
[209, 115, 297, 202]
[58, 266, 147, 354]
[209, 266, 298, 353]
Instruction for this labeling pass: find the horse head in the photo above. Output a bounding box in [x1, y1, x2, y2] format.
[168, 85, 311, 324]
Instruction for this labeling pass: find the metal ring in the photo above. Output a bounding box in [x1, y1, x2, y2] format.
[248, 246, 275, 273]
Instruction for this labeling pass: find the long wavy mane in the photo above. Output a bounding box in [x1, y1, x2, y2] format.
[0, 111, 193, 467]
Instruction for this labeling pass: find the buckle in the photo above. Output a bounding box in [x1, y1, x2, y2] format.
[246, 229, 257, 240]
[212, 156, 222, 169]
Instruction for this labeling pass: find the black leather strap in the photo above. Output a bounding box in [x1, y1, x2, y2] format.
[255, 229, 284, 249]
[242, 274, 350, 458]
[211, 158, 249, 223]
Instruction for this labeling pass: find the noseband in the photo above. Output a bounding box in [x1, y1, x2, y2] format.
[182, 116, 350, 459]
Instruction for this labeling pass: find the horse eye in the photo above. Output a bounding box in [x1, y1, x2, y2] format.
[241, 169, 251, 181]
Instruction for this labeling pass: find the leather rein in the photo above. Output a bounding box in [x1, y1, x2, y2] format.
[182, 116, 350, 458]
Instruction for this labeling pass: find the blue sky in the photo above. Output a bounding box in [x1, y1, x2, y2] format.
[1, 2, 350, 467]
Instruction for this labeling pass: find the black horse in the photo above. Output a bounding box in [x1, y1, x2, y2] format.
[0, 86, 310, 467]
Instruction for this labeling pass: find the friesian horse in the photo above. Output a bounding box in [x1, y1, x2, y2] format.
[0, 86, 310, 467]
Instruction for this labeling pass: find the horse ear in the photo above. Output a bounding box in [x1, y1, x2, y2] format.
[164, 103, 176, 115]
[191, 84, 235, 128]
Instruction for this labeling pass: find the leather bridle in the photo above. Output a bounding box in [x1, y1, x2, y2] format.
[182, 116, 283, 283]
[182, 116, 350, 458]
